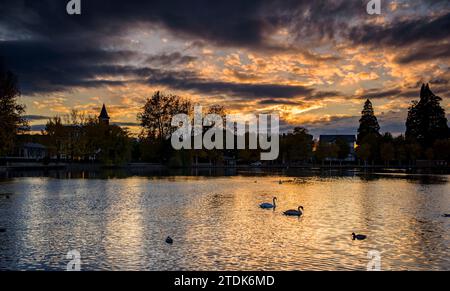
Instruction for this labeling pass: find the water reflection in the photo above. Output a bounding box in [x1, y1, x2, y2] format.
[0, 173, 449, 270]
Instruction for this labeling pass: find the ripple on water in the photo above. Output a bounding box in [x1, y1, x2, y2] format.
[0, 175, 449, 270]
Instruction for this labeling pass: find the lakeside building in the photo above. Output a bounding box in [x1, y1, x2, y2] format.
[15, 143, 48, 160]
[4, 104, 112, 162]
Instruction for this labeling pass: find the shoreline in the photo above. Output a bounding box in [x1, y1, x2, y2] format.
[1, 163, 449, 173]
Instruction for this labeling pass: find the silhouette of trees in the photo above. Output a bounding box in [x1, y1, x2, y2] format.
[336, 138, 350, 160]
[357, 99, 380, 145]
[0, 63, 28, 156]
[432, 139, 450, 161]
[380, 143, 395, 167]
[356, 144, 371, 166]
[138, 91, 191, 141]
[44, 110, 131, 164]
[280, 127, 313, 164]
[406, 84, 449, 148]
[315, 141, 339, 165]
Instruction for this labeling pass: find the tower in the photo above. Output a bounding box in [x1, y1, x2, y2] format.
[98, 104, 110, 125]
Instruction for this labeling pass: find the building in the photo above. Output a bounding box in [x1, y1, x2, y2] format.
[16, 143, 48, 160]
[98, 104, 110, 125]
[319, 135, 356, 162]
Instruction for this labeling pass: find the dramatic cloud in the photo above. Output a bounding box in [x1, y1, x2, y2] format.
[1, 0, 449, 136]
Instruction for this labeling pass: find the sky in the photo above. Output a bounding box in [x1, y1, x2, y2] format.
[0, 0, 449, 138]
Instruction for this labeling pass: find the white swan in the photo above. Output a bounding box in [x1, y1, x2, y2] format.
[260, 197, 277, 209]
[283, 206, 304, 217]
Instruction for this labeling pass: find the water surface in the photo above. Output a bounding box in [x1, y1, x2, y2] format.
[0, 171, 449, 270]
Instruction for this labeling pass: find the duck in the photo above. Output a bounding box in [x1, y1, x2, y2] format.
[260, 197, 277, 209]
[1, 193, 12, 199]
[443, 214, 450, 218]
[0, 228, 6, 233]
[283, 206, 304, 217]
[165, 236, 173, 244]
[352, 233, 367, 241]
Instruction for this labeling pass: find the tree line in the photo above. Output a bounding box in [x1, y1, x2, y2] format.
[1, 63, 449, 167]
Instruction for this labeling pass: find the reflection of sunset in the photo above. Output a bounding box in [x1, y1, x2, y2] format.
[1, 174, 449, 270]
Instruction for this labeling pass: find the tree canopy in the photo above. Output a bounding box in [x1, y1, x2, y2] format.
[357, 99, 380, 145]
[0, 62, 28, 156]
[406, 84, 449, 147]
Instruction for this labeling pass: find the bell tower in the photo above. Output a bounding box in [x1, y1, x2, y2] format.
[98, 104, 110, 125]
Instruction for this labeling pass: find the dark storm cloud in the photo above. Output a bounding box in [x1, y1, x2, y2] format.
[349, 12, 450, 47]
[146, 75, 314, 99]
[258, 99, 304, 106]
[1, 0, 450, 97]
[1, 33, 323, 99]
[395, 43, 450, 64]
[0, 40, 140, 93]
[144, 52, 197, 66]
[356, 88, 405, 100]
[430, 78, 448, 85]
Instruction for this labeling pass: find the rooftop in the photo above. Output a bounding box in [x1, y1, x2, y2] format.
[99, 104, 110, 119]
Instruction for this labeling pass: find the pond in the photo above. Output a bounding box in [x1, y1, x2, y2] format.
[0, 170, 449, 270]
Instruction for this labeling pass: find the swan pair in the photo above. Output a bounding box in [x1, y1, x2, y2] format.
[259, 197, 304, 217]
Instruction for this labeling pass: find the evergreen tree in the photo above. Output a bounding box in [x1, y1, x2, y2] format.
[406, 84, 449, 147]
[357, 99, 381, 145]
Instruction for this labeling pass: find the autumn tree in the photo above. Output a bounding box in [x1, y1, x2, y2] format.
[138, 91, 191, 141]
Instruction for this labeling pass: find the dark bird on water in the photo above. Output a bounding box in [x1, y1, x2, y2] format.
[260, 197, 277, 209]
[283, 206, 304, 217]
[443, 214, 450, 218]
[1, 193, 11, 199]
[0, 228, 6, 233]
[352, 233, 367, 240]
[166, 236, 173, 244]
